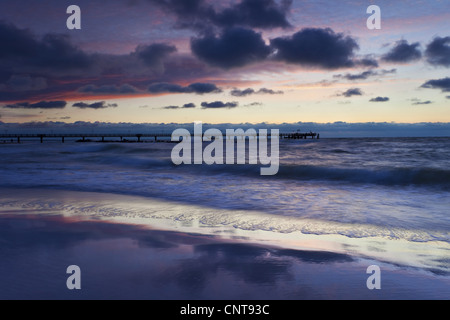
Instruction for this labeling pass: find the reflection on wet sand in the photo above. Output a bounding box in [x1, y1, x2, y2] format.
[0, 214, 448, 300]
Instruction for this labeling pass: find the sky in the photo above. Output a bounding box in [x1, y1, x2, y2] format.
[0, 0, 449, 128]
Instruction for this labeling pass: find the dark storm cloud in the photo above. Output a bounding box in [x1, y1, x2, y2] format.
[3, 74, 47, 91]
[340, 88, 363, 97]
[146, 0, 292, 30]
[230, 87, 284, 96]
[72, 101, 118, 109]
[270, 28, 359, 69]
[135, 43, 177, 67]
[369, 97, 389, 102]
[421, 77, 450, 92]
[0, 21, 91, 71]
[425, 36, 450, 67]
[3, 101, 67, 109]
[147, 82, 222, 94]
[182, 103, 196, 108]
[201, 101, 239, 109]
[191, 27, 271, 69]
[0, 21, 188, 102]
[382, 40, 422, 63]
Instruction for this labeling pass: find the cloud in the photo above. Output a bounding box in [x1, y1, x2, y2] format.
[135, 43, 177, 67]
[0, 21, 191, 102]
[340, 88, 363, 97]
[162, 102, 196, 109]
[270, 28, 359, 69]
[188, 82, 222, 94]
[72, 101, 118, 109]
[230, 88, 255, 97]
[147, 0, 292, 30]
[335, 70, 376, 81]
[4, 74, 47, 91]
[354, 57, 379, 68]
[230, 87, 283, 96]
[147, 82, 222, 94]
[191, 27, 271, 69]
[0, 21, 91, 71]
[412, 100, 433, 105]
[201, 101, 239, 109]
[257, 88, 284, 95]
[421, 77, 450, 92]
[210, 0, 292, 30]
[192, 26, 364, 72]
[147, 83, 186, 94]
[382, 40, 422, 63]
[244, 102, 263, 107]
[334, 69, 396, 81]
[3, 101, 67, 109]
[370, 97, 389, 102]
[447, 96, 450, 100]
[78, 84, 140, 95]
[425, 36, 450, 67]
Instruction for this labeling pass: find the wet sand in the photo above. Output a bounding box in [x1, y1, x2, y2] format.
[0, 188, 449, 300]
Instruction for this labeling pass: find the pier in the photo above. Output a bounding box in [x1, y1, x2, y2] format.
[0, 131, 319, 143]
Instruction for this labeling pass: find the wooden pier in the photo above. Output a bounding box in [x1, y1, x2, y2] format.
[0, 131, 319, 143]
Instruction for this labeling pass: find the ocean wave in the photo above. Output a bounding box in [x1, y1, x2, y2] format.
[156, 163, 450, 188]
[0, 190, 448, 244]
[66, 155, 450, 188]
[76, 142, 450, 187]
[276, 165, 450, 187]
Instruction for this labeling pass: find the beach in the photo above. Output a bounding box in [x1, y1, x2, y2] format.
[0, 187, 449, 300]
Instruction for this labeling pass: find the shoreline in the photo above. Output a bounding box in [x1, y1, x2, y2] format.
[0, 187, 449, 299]
[0, 187, 449, 272]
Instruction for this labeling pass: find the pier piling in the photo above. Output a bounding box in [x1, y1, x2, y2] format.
[0, 131, 320, 143]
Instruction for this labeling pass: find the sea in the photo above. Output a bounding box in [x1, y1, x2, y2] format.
[0, 136, 449, 285]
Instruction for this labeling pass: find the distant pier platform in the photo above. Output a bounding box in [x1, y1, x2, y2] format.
[0, 132, 319, 143]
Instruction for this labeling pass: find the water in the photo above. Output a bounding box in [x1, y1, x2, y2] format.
[0, 137, 449, 274]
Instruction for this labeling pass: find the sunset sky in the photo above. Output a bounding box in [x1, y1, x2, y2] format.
[0, 0, 449, 125]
